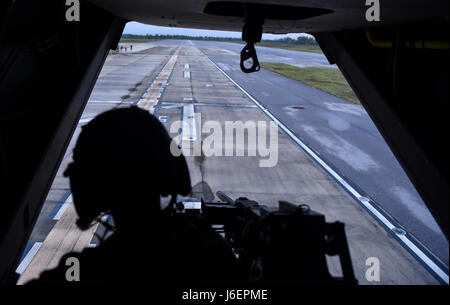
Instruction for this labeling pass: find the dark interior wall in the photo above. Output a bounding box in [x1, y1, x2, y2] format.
[0, 0, 125, 283]
[0, 0, 448, 285]
[315, 21, 449, 239]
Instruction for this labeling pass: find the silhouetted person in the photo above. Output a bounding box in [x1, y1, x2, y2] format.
[27, 106, 238, 285]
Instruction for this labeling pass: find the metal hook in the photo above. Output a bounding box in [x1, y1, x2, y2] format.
[240, 43, 260, 73]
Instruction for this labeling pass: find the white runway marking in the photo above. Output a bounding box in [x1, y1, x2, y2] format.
[160, 104, 181, 110]
[78, 117, 94, 125]
[15, 242, 43, 275]
[53, 195, 72, 220]
[182, 104, 196, 141]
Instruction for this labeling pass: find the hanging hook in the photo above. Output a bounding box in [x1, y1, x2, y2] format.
[240, 43, 260, 73]
[239, 7, 263, 74]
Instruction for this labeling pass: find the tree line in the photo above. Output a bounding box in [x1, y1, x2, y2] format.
[121, 34, 317, 45]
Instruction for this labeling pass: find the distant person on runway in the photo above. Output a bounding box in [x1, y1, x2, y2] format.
[26, 106, 238, 285]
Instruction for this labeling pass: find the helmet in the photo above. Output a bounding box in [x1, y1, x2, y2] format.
[64, 106, 191, 229]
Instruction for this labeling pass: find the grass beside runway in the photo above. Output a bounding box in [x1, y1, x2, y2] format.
[233, 42, 323, 54]
[257, 43, 323, 54]
[260, 62, 360, 105]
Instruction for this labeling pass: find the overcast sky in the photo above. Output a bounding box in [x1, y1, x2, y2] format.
[123, 22, 309, 40]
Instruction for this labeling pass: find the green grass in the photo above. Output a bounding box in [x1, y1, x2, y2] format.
[260, 62, 360, 105]
[233, 42, 323, 54]
[258, 43, 323, 54]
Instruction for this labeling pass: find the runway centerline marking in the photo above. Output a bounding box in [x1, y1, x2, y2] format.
[182, 104, 197, 141]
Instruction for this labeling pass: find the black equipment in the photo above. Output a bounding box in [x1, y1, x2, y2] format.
[239, 6, 263, 73]
[174, 191, 358, 285]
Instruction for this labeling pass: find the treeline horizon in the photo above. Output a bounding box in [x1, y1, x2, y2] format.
[121, 34, 317, 45]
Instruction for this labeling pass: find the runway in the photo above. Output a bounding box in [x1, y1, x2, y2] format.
[158, 40, 448, 266]
[16, 40, 447, 284]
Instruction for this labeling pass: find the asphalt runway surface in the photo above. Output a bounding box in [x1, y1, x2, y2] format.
[16, 40, 447, 284]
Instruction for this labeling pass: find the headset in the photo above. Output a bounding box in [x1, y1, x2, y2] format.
[63, 106, 191, 231]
